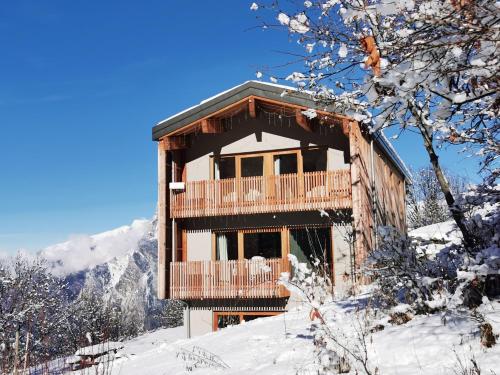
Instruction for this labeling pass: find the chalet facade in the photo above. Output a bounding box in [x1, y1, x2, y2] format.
[152, 81, 410, 336]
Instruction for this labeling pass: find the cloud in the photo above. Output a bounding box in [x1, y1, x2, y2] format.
[40, 219, 152, 276]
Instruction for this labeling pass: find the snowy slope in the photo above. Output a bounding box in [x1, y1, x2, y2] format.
[62, 216, 498, 374]
[76, 298, 500, 375]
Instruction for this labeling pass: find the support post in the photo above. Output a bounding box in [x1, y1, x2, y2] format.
[157, 142, 173, 299]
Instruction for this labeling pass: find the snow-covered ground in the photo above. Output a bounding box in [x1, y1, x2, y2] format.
[79, 297, 499, 375]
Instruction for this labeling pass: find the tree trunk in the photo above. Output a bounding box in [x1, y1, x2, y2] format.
[13, 329, 19, 375]
[416, 123, 474, 250]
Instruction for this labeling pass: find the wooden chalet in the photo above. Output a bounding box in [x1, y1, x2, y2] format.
[152, 81, 410, 336]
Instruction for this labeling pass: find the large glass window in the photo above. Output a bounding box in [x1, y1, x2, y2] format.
[241, 156, 264, 177]
[302, 149, 327, 172]
[244, 231, 281, 259]
[216, 232, 238, 260]
[217, 314, 240, 329]
[289, 227, 332, 268]
[273, 153, 298, 175]
[216, 157, 236, 179]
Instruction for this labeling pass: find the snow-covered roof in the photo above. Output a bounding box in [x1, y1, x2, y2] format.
[152, 80, 411, 180]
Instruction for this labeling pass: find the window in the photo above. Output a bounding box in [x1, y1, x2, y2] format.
[241, 156, 264, 177]
[244, 231, 281, 259]
[273, 153, 297, 175]
[214, 312, 281, 330]
[213, 147, 329, 180]
[289, 227, 332, 268]
[216, 314, 240, 329]
[215, 232, 238, 261]
[302, 149, 327, 172]
[216, 156, 235, 179]
[242, 314, 272, 323]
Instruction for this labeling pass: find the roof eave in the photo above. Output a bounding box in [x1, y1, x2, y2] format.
[152, 81, 323, 141]
[152, 81, 411, 182]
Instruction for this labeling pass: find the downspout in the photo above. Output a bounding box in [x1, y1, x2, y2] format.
[370, 139, 378, 250]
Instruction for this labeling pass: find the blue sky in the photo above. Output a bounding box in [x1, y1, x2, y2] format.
[0, 1, 482, 253]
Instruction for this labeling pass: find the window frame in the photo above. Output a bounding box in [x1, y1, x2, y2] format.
[210, 146, 328, 180]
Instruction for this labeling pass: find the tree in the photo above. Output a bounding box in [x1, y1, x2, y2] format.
[0, 255, 71, 372]
[253, 0, 499, 249]
[407, 165, 469, 228]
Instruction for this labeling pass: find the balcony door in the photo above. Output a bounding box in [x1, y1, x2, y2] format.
[243, 231, 281, 259]
[213, 229, 284, 261]
[289, 226, 333, 272]
[215, 232, 238, 261]
[273, 153, 298, 175]
[240, 156, 264, 204]
[301, 149, 328, 201]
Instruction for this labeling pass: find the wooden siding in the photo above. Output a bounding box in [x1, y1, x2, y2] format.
[349, 121, 407, 269]
[373, 144, 406, 232]
[170, 170, 351, 218]
[170, 258, 289, 299]
[349, 121, 374, 266]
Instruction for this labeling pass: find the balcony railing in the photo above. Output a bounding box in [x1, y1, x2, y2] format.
[170, 258, 289, 300]
[170, 170, 351, 218]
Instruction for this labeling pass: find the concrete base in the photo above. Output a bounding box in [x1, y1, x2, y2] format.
[185, 309, 213, 337]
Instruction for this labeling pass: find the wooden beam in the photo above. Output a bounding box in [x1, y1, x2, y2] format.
[295, 109, 312, 132]
[341, 118, 351, 137]
[248, 97, 257, 118]
[157, 141, 172, 299]
[161, 136, 187, 150]
[164, 94, 351, 138]
[201, 118, 222, 133]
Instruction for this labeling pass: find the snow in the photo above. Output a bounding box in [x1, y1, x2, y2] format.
[75, 342, 124, 356]
[301, 108, 317, 119]
[289, 14, 310, 34]
[338, 43, 348, 58]
[278, 13, 290, 26]
[40, 219, 152, 276]
[410, 220, 462, 255]
[451, 46, 462, 58]
[72, 300, 500, 375]
[410, 220, 461, 244]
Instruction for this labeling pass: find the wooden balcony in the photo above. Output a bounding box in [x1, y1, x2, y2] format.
[170, 258, 289, 300]
[170, 170, 351, 218]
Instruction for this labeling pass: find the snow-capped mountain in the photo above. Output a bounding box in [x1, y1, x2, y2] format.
[39, 217, 179, 330]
